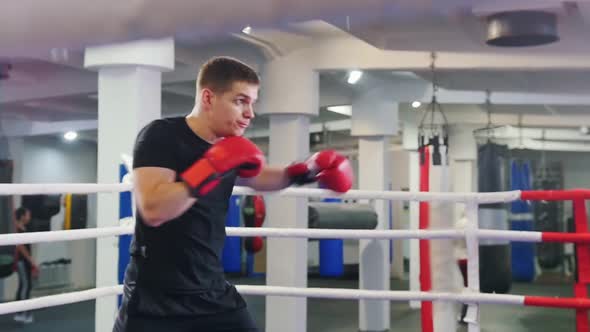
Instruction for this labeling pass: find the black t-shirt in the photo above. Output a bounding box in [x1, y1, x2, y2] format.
[125, 117, 244, 317]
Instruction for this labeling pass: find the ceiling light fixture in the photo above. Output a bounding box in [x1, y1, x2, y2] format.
[326, 105, 352, 116]
[64, 131, 78, 141]
[347, 70, 363, 84]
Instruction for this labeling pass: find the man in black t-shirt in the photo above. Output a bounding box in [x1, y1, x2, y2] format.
[113, 56, 354, 332]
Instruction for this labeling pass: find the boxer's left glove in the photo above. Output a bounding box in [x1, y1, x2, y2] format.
[286, 150, 353, 193]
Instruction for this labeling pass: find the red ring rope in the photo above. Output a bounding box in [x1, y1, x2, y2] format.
[521, 189, 590, 201]
[419, 146, 433, 332]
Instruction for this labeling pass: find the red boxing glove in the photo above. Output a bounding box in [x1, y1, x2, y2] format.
[245, 237, 264, 253]
[243, 195, 265, 228]
[253, 196, 265, 228]
[286, 150, 353, 193]
[181, 136, 264, 197]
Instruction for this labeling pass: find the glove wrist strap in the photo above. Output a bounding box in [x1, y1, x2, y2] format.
[181, 159, 219, 198]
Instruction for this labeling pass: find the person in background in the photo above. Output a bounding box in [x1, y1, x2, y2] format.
[13, 207, 38, 324]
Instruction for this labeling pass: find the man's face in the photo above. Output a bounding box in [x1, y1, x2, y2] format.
[205, 81, 258, 137]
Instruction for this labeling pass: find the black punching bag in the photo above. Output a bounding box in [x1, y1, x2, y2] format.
[534, 177, 563, 270]
[0, 160, 14, 278]
[22, 194, 61, 232]
[70, 194, 88, 229]
[478, 142, 512, 294]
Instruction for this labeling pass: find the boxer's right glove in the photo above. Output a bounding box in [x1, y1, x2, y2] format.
[181, 136, 265, 197]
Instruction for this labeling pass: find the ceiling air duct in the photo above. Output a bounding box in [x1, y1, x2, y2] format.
[486, 10, 558, 47]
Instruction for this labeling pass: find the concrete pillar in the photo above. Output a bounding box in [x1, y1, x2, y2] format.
[258, 52, 317, 332]
[389, 149, 409, 281]
[351, 88, 398, 331]
[447, 124, 478, 218]
[84, 38, 174, 332]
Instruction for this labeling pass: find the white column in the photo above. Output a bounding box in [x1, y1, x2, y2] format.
[258, 52, 317, 332]
[352, 90, 398, 332]
[358, 137, 391, 331]
[266, 115, 309, 332]
[401, 120, 422, 309]
[84, 38, 174, 332]
[429, 147, 461, 332]
[448, 124, 478, 217]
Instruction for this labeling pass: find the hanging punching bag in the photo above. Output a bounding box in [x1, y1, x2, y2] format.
[0, 160, 14, 279]
[221, 195, 242, 273]
[478, 142, 511, 294]
[534, 176, 563, 270]
[510, 160, 535, 282]
[243, 195, 265, 254]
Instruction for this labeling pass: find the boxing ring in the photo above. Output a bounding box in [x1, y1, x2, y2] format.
[0, 183, 589, 332]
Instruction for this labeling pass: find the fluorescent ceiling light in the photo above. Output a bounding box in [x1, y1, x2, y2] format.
[347, 70, 363, 84]
[64, 131, 78, 141]
[326, 105, 352, 116]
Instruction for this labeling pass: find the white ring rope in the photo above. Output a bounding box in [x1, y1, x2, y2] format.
[0, 226, 134, 246]
[228, 228, 466, 240]
[233, 186, 522, 204]
[0, 183, 521, 204]
[477, 229, 542, 242]
[0, 285, 526, 316]
[0, 183, 132, 195]
[236, 286, 525, 306]
[0, 226, 548, 247]
[0, 182, 560, 322]
[0, 286, 123, 315]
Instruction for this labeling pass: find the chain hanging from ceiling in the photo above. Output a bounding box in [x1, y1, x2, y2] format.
[473, 89, 506, 143]
[418, 52, 449, 166]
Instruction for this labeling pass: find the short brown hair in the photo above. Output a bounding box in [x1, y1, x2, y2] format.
[196, 56, 259, 93]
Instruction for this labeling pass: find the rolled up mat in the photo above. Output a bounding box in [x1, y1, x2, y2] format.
[510, 160, 535, 282]
[478, 142, 511, 294]
[308, 203, 377, 229]
[308, 201, 378, 277]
